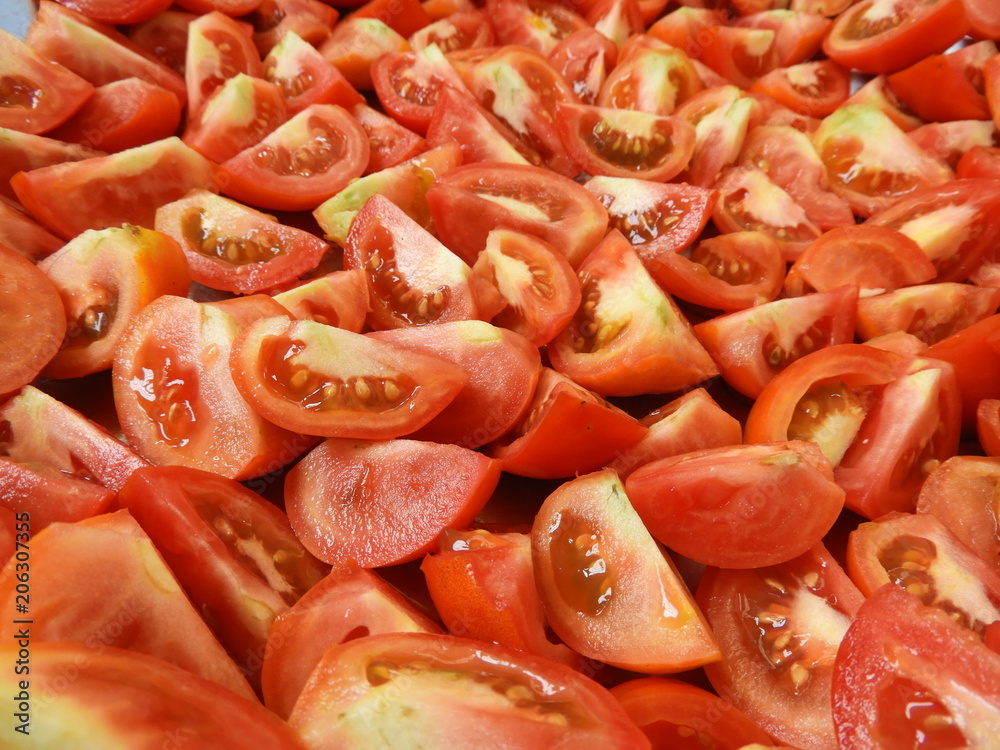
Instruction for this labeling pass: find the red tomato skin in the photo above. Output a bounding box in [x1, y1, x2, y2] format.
[286, 438, 501, 568]
[0, 459, 115, 531]
[0, 30, 96, 136]
[0, 128, 102, 205]
[977, 400, 1000, 457]
[625, 441, 845, 569]
[0, 244, 67, 397]
[927, 313, 1000, 430]
[10, 137, 219, 242]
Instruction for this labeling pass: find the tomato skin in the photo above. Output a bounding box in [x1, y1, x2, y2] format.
[696, 544, 864, 750]
[0, 29, 96, 136]
[0, 198, 63, 262]
[957, 145, 1000, 180]
[822, 0, 971, 75]
[610, 677, 776, 750]
[0, 127, 102, 205]
[369, 321, 541, 449]
[977, 400, 1000, 458]
[10, 136, 219, 242]
[916, 455, 1000, 570]
[218, 104, 371, 212]
[263, 563, 442, 719]
[487, 367, 648, 479]
[625, 441, 845, 569]
[0, 458, 115, 531]
[885, 42, 994, 123]
[927, 313, 1000, 430]
[58, 0, 174, 24]
[285, 438, 501, 567]
[832, 585, 1000, 750]
[118, 465, 329, 692]
[351, 102, 425, 174]
[532, 469, 720, 673]
[549, 28, 618, 107]
[271, 268, 370, 334]
[0, 244, 67, 398]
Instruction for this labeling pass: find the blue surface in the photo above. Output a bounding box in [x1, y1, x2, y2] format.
[0, 0, 34, 39]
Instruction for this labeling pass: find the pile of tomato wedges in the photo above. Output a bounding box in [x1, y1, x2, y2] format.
[4, 0, 1000, 745]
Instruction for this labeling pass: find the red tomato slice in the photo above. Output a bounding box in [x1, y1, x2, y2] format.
[531, 469, 719, 673]
[155, 190, 326, 295]
[784, 225, 936, 297]
[0, 642, 302, 746]
[49, 77, 183, 154]
[26, 1, 187, 107]
[548, 230, 718, 397]
[425, 161, 609, 267]
[673, 85, 758, 188]
[847, 511, 1000, 635]
[421, 529, 580, 667]
[263, 563, 441, 719]
[112, 294, 308, 480]
[916, 455, 1000, 570]
[351, 102, 425, 174]
[749, 59, 851, 118]
[426, 86, 539, 166]
[646, 7, 727, 58]
[182, 74, 287, 163]
[184, 10, 263, 118]
[964, 0, 1000, 39]
[583, 176, 717, 258]
[0, 512, 256, 700]
[486, 0, 588, 55]
[39, 225, 190, 379]
[646, 230, 785, 312]
[0, 197, 63, 262]
[127, 9, 194, 76]
[696, 544, 864, 750]
[230, 316, 468, 439]
[119, 465, 329, 691]
[977, 400, 1000, 457]
[733, 9, 832, 67]
[695, 25, 780, 91]
[832, 585, 1000, 749]
[344, 193, 504, 329]
[909, 120, 1000, 171]
[549, 28, 617, 106]
[0, 244, 66, 397]
[371, 45, 469, 135]
[745, 344, 962, 519]
[317, 18, 409, 91]
[822, 0, 970, 75]
[369, 321, 540, 448]
[864, 178, 1000, 284]
[285, 437, 500, 567]
[10, 136, 218, 241]
[250, 0, 338, 57]
[271, 268, 370, 333]
[554, 103, 696, 182]
[812, 104, 955, 218]
[886, 41, 995, 123]
[608, 387, 744, 478]
[0, 127, 102, 204]
[263, 30, 364, 115]
[596, 44, 703, 117]
[175, 0, 261, 16]
[610, 677, 776, 750]
[486, 367, 648, 479]
[472, 229, 581, 346]
[626, 441, 844, 569]
[843, 72, 926, 132]
[0, 29, 95, 136]
[856, 282, 1000, 345]
[58, 0, 173, 23]
[218, 103, 368, 212]
[712, 166, 823, 261]
[410, 10, 495, 54]
[694, 284, 859, 400]
[289, 631, 652, 748]
[738, 124, 856, 231]
[0, 385, 147, 492]
[351, 0, 432, 37]
[0, 458, 115, 530]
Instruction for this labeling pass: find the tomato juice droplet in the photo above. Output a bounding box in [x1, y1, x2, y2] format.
[548, 511, 615, 617]
[0, 75, 42, 109]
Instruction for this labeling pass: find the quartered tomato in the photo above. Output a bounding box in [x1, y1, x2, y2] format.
[596, 44, 702, 116]
[832, 585, 1000, 749]
[532, 470, 720, 673]
[263, 30, 364, 115]
[822, 0, 971, 75]
[371, 45, 468, 135]
[285, 437, 500, 567]
[696, 544, 864, 750]
[855, 283, 1000, 345]
[885, 40, 995, 123]
[229, 316, 468, 439]
[0, 243, 66, 397]
[218, 103, 370, 212]
[0, 29, 95, 135]
[289, 632, 652, 749]
[425, 87, 538, 166]
[749, 59, 851, 118]
[184, 10, 262, 117]
[486, 0, 588, 56]
[0, 458, 115, 530]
